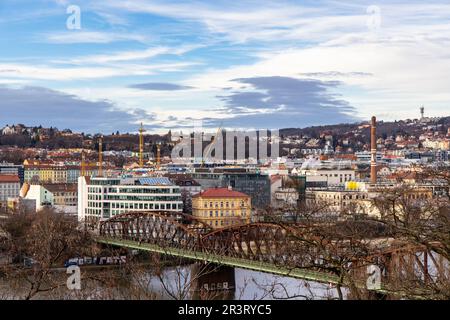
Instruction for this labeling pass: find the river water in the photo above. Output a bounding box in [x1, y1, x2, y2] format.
[0, 264, 339, 300]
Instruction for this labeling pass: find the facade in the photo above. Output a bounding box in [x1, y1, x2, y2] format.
[7, 197, 37, 213]
[306, 188, 372, 215]
[21, 183, 77, 213]
[24, 164, 99, 184]
[192, 187, 251, 229]
[306, 184, 434, 217]
[0, 163, 24, 185]
[78, 176, 183, 222]
[0, 175, 21, 210]
[299, 168, 356, 186]
[192, 168, 270, 209]
[166, 175, 202, 213]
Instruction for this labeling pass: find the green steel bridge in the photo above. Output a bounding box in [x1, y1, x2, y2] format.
[96, 211, 448, 296]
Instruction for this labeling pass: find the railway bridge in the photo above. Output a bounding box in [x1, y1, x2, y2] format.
[95, 211, 448, 297]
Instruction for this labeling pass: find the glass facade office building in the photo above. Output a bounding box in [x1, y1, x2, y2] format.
[78, 176, 183, 222]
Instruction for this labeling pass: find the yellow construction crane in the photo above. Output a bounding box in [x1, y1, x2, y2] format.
[81, 151, 100, 177]
[139, 122, 145, 168]
[156, 142, 161, 169]
[81, 150, 86, 177]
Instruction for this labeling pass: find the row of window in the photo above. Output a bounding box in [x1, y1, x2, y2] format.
[204, 219, 248, 227]
[201, 200, 248, 208]
[105, 195, 181, 201]
[318, 194, 368, 200]
[87, 187, 177, 194]
[197, 210, 247, 217]
[87, 202, 182, 211]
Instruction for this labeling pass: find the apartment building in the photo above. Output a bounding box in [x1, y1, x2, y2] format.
[0, 162, 24, 185]
[24, 164, 99, 184]
[192, 187, 251, 229]
[21, 182, 77, 212]
[300, 168, 356, 186]
[0, 175, 21, 210]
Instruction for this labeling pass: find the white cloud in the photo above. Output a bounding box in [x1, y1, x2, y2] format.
[42, 31, 149, 44]
[55, 44, 201, 65]
[0, 61, 198, 81]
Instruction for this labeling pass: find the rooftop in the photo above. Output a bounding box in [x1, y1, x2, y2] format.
[0, 175, 20, 183]
[193, 187, 249, 199]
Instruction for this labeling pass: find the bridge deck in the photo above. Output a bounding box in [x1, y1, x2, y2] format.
[98, 237, 352, 286]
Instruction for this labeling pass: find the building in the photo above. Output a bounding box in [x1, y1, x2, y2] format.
[306, 183, 434, 217]
[191, 168, 271, 209]
[77, 176, 183, 223]
[192, 187, 251, 229]
[299, 168, 356, 186]
[0, 162, 24, 185]
[7, 197, 36, 213]
[270, 175, 304, 208]
[20, 182, 77, 213]
[24, 164, 100, 184]
[306, 187, 372, 215]
[166, 174, 202, 213]
[0, 175, 21, 211]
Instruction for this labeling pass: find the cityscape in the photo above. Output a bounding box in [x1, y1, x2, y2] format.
[0, 0, 449, 306]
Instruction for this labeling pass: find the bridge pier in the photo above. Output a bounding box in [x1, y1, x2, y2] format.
[190, 263, 236, 300]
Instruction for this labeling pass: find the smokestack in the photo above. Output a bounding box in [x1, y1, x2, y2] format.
[370, 116, 377, 184]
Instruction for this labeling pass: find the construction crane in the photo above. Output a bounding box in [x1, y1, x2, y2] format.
[81, 150, 101, 177]
[202, 124, 222, 167]
[139, 122, 145, 168]
[156, 142, 161, 169]
[81, 150, 86, 177]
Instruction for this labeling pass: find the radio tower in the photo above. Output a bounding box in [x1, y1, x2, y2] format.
[420, 106, 424, 120]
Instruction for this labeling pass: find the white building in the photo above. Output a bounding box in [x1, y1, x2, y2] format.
[0, 175, 21, 210]
[20, 182, 77, 213]
[78, 176, 183, 222]
[299, 168, 356, 186]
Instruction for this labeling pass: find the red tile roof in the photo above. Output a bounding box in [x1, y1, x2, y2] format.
[0, 175, 20, 183]
[192, 188, 249, 199]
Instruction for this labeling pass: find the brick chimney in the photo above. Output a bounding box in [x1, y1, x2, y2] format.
[370, 116, 377, 184]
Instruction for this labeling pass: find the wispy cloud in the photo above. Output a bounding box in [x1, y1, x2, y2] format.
[42, 31, 149, 44]
[54, 45, 199, 65]
[0, 62, 198, 81]
[129, 82, 194, 91]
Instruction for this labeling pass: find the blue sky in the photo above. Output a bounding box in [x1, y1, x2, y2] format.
[0, 0, 449, 133]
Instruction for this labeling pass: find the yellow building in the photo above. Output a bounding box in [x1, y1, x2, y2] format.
[192, 187, 251, 229]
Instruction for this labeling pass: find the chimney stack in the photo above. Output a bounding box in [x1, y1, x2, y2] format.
[370, 116, 377, 184]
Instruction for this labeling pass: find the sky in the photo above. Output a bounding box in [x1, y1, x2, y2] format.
[0, 0, 449, 133]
